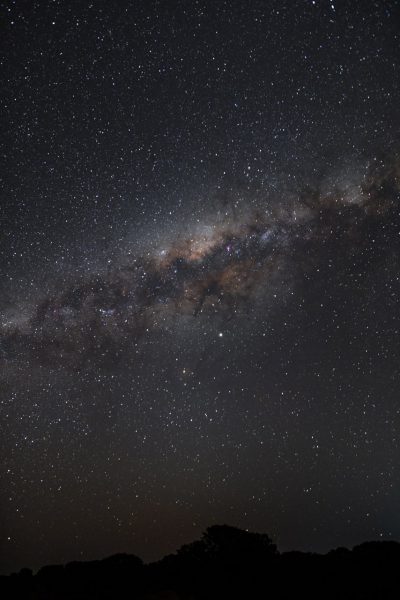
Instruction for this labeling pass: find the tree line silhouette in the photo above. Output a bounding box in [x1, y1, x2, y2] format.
[2, 524, 400, 599]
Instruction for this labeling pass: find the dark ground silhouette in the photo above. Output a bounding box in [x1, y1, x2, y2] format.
[2, 525, 400, 599]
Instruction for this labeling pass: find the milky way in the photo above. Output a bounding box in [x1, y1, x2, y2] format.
[1, 155, 399, 370]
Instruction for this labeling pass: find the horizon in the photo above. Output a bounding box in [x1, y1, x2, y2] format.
[4, 524, 400, 577]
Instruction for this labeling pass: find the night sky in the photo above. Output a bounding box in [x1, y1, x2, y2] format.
[1, 0, 400, 575]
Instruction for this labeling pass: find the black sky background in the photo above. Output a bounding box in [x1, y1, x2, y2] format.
[1, 0, 400, 575]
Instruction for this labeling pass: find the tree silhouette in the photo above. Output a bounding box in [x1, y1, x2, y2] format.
[2, 527, 400, 599]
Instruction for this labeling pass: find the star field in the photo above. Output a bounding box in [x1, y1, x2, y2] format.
[1, 0, 400, 575]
